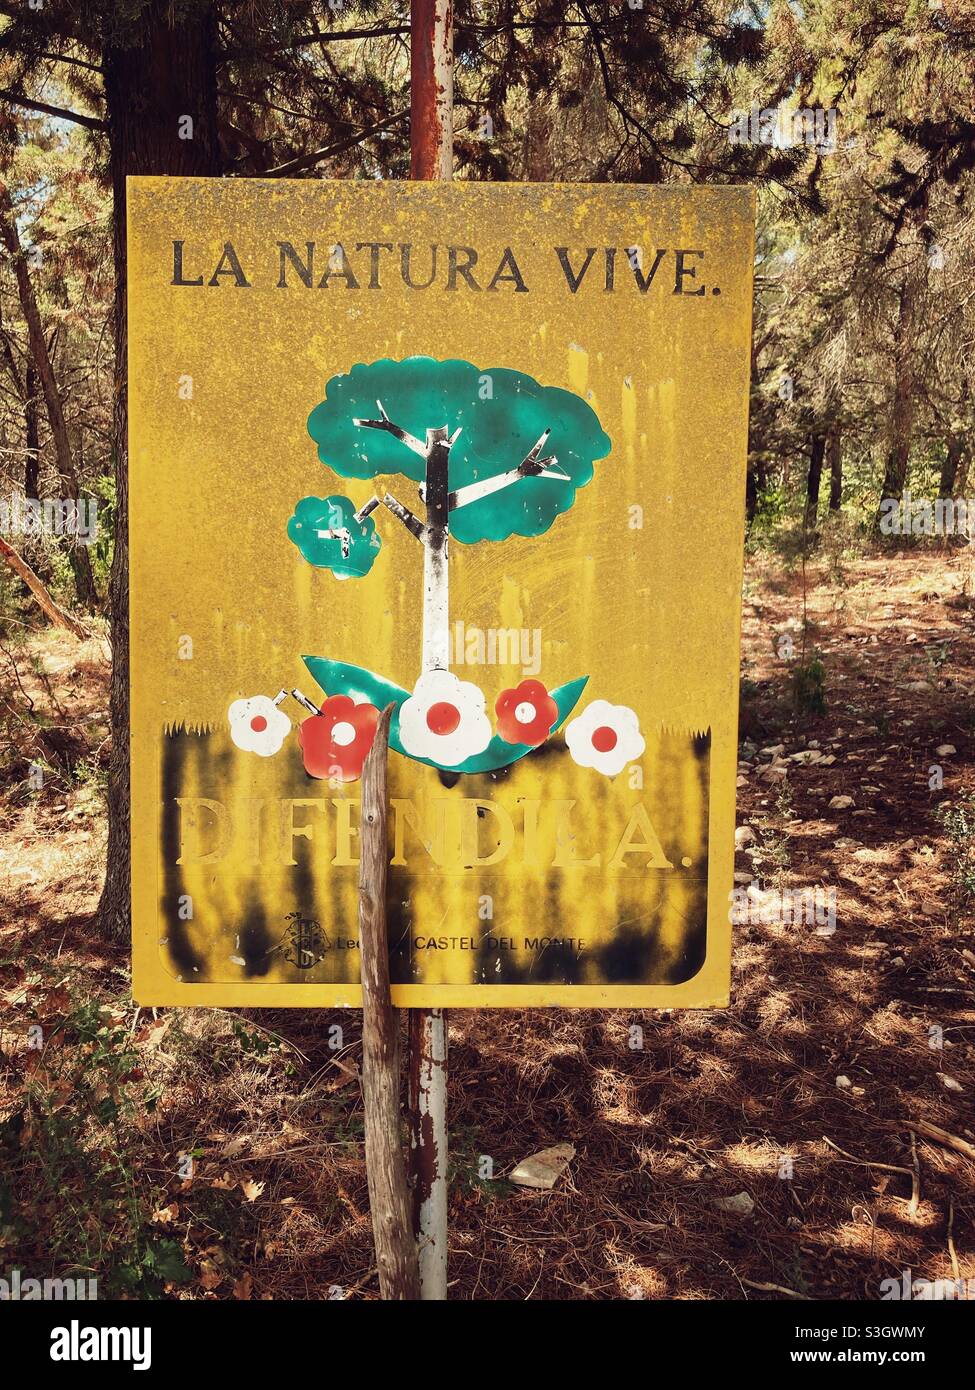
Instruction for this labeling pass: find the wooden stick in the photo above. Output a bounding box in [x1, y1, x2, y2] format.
[358, 705, 420, 1300]
[948, 1198, 960, 1283]
[740, 1278, 809, 1300]
[908, 1131, 920, 1218]
[822, 1136, 919, 1212]
[903, 1118, 975, 1163]
[0, 535, 87, 638]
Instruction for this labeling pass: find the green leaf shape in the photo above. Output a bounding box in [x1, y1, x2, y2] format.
[302, 657, 409, 711]
[301, 657, 588, 773]
[306, 357, 611, 544]
[148, 1239, 192, 1284]
[287, 494, 381, 578]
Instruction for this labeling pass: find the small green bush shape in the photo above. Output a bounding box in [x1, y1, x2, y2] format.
[287, 494, 381, 578]
[792, 655, 827, 716]
[790, 653, 823, 717]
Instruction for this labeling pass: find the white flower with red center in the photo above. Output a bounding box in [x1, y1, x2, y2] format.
[398, 670, 492, 767]
[228, 695, 291, 757]
[565, 699, 645, 777]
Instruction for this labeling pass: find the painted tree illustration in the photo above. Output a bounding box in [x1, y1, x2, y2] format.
[292, 356, 612, 679]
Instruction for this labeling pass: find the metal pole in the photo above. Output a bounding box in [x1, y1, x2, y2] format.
[408, 0, 453, 1303]
[407, 1007, 448, 1298]
[410, 0, 453, 181]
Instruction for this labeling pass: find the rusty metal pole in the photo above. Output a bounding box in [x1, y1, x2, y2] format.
[410, 0, 453, 182]
[408, 0, 453, 1303]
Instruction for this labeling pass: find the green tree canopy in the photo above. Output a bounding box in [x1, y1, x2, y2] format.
[287, 494, 382, 578]
[306, 356, 611, 543]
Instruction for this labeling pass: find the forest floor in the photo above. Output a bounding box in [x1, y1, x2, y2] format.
[1, 547, 974, 1300]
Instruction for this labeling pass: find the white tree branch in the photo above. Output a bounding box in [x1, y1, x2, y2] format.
[291, 688, 321, 714]
[315, 524, 352, 557]
[349, 491, 430, 543]
[353, 398, 427, 458]
[380, 491, 429, 542]
[447, 430, 570, 511]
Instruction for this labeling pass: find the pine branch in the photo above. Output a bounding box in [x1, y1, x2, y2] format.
[315, 524, 352, 558]
[35, 50, 103, 75]
[0, 89, 105, 131]
[222, 25, 411, 58]
[230, 15, 637, 59]
[0, 535, 87, 637]
[262, 111, 406, 176]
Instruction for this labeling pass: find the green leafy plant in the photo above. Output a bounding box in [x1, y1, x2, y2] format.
[9, 990, 189, 1296]
[937, 795, 975, 901]
[447, 1127, 516, 1201]
[792, 654, 827, 716]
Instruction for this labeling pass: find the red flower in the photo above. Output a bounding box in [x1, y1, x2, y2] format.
[495, 679, 558, 747]
[298, 695, 379, 782]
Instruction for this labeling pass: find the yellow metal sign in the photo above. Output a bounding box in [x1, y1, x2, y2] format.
[128, 177, 754, 1008]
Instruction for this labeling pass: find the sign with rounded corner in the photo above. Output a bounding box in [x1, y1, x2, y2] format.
[127, 177, 754, 1007]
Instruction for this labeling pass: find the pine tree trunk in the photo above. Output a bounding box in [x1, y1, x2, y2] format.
[828, 432, 842, 511]
[745, 461, 757, 522]
[523, 99, 555, 181]
[23, 362, 56, 582]
[877, 279, 917, 513]
[746, 455, 768, 523]
[804, 434, 826, 532]
[98, 2, 221, 944]
[875, 196, 927, 532]
[939, 436, 963, 498]
[25, 361, 39, 499]
[0, 184, 98, 608]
